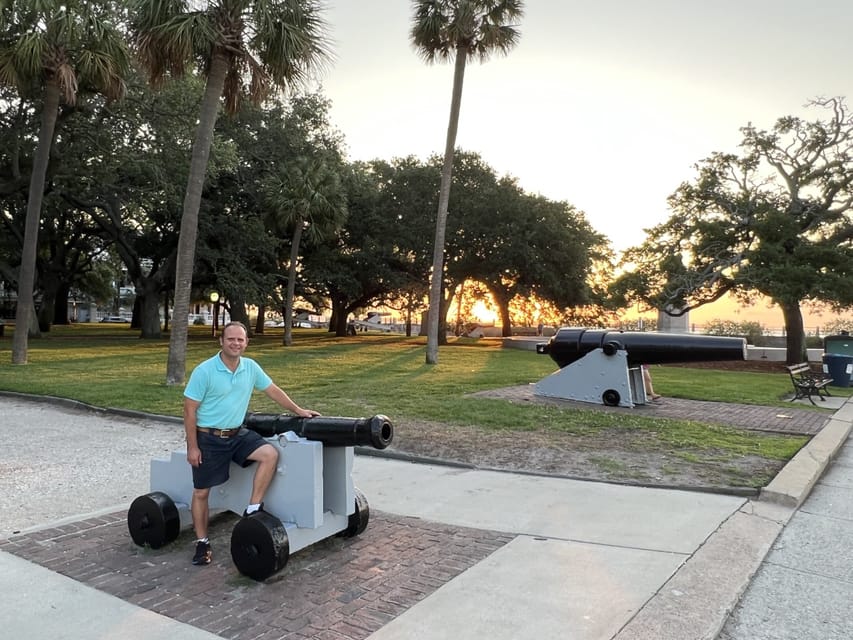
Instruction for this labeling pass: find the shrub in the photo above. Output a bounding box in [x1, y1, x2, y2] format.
[822, 319, 853, 335]
[703, 319, 764, 344]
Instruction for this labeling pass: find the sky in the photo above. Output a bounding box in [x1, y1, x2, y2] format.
[312, 1, 853, 329]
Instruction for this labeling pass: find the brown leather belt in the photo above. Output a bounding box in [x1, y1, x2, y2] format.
[197, 427, 242, 439]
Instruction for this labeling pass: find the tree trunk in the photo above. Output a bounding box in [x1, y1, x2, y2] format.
[53, 282, 71, 325]
[489, 287, 513, 337]
[255, 304, 266, 334]
[499, 302, 512, 338]
[37, 267, 62, 331]
[37, 286, 55, 332]
[135, 276, 164, 338]
[12, 80, 60, 363]
[426, 46, 468, 364]
[438, 281, 454, 345]
[165, 52, 229, 384]
[330, 299, 357, 337]
[229, 295, 250, 332]
[283, 222, 303, 347]
[780, 299, 806, 364]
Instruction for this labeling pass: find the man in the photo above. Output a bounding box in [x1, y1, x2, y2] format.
[183, 321, 320, 566]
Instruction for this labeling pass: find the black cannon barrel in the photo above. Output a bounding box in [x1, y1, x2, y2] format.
[536, 328, 747, 369]
[242, 413, 394, 450]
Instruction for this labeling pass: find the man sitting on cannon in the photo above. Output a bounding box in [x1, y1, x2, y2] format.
[183, 321, 320, 566]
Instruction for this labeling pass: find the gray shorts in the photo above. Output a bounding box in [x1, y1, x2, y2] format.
[192, 428, 268, 490]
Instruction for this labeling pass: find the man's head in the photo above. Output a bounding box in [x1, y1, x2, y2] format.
[219, 321, 249, 358]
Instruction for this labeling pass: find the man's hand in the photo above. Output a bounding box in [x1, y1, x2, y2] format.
[187, 445, 203, 467]
[297, 408, 321, 418]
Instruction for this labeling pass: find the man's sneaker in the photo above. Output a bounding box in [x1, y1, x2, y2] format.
[242, 502, 265, 518]
[192, 540, 212, 565]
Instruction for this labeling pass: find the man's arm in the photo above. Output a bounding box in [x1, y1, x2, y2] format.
[184, 397, 203, 467]
[264, 383, 320, 418]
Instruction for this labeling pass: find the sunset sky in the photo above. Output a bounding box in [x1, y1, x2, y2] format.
[314, 1, 853, 331]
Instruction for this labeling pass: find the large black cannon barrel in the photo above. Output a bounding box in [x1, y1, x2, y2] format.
[242, 413, 394, 450]
[537, 328, 747, 369]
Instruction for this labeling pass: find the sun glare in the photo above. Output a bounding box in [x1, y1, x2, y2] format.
[471, 300, 497, 324]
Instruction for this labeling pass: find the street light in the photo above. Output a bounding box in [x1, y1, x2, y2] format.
[209, 291, 220, 336]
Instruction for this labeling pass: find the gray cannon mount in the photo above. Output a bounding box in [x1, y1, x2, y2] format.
[127, 413, 394, 581]
[535, 328, 747, 407]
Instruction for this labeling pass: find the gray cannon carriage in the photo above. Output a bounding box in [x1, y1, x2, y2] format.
[127, 414, 393, 580]
[535, 328, 747, 407]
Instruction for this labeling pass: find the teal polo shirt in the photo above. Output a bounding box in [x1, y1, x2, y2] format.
[184, 353, 273, 429]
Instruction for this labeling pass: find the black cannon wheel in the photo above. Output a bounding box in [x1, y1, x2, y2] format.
[127, 491, 180, 549]
[230, 512, 290, 581]
[602, 389, 621, 407]
[340, 488, 370, 538]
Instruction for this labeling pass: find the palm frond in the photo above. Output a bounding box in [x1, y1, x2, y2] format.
[410, 0, 523, 63]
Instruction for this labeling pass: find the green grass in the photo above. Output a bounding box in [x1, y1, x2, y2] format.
[3, 324, 844, 473]
[649, 365, 800, 404]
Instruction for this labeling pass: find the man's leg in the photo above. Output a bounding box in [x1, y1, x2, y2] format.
[191, 487, 211, 539]
[245, 443, 279, 505]
[190, 487, 213, 565]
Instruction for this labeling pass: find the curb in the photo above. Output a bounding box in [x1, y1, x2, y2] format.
[613, 396, 853, 640]
[759, 402, 853, 507]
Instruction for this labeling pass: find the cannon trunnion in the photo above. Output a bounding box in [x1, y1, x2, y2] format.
[535, 328, 746, 407]
[127, 414, 392, 581]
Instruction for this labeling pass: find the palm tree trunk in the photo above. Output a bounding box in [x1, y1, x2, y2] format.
[283, 223, 304, 347]
[426, 46, 468, 364]
[166, 52, 229, 384]
[12, 80, 60, 364]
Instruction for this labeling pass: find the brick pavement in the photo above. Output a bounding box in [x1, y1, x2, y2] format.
[472, 385, 829, 435]
[1, 510, 512, 640]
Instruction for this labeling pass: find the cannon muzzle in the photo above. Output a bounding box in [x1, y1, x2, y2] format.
[243, 413, 394, 450]
[538, 328, 747, 369]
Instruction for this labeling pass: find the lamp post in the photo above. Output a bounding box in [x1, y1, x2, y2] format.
[209, 291, 220, 336]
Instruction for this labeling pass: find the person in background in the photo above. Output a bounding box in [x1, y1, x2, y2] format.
[642, 364, 662, 401]
[183, 321, 320, 566]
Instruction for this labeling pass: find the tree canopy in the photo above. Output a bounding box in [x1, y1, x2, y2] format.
[614, 98, 853, 362]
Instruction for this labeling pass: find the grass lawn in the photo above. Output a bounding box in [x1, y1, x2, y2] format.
[2, 324, 848, 469]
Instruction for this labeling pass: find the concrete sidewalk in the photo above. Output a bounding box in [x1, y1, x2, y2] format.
[1, 393, 851, 639]
[719, 404, 853, 639]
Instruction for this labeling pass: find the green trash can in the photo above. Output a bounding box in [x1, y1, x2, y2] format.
[824, 334, 853, 355]
[822, 353, 853, 388]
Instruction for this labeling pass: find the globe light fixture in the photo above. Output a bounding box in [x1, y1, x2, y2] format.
[209, 291, 220, 336]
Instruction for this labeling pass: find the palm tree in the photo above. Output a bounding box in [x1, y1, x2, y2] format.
[263, 156, 347, 346]
[410, 0, 523, 364]
[0, 0, 130, 364]
[131, 0, 332, 384]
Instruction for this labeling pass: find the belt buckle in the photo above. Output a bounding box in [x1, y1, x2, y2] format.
[218, 430, 230, 439]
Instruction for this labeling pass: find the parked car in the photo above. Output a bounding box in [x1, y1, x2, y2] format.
[100, 316, 128, 323]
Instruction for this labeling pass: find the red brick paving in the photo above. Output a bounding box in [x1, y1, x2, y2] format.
[0, 510, 513, 640]
[475, 386, 830, 435]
